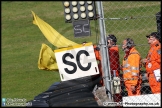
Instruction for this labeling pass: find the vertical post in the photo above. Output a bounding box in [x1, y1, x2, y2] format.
[156, 11, 161, 42]
[96, 1, 112, 100]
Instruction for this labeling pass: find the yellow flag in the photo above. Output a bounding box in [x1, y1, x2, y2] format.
[31, 11, 79, 48]
[31, 11, 79, 70]
[38, 43, 58, 70]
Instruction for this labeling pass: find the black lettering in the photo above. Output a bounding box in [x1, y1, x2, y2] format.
[62, 53, 77, 74]
[76, 50, 91, 71]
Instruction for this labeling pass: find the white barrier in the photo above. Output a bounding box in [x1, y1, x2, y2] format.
[122, 93, 161, 107]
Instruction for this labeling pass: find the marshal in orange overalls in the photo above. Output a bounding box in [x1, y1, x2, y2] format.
[109, 45, 122, 103]
[108, 45, 120, 77]
[93, 45, 120, 85]
[93, 45, 103, 85]
[122, 47, 142, 96]
[145, 41, 161, 94]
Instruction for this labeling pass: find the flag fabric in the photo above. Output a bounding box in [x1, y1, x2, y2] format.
[31, 11, 79, 48]
[38, 43, 58, 70]
[31, 11, 79, 70]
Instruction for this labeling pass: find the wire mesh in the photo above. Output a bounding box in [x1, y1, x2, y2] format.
[99, 1, 161, 106]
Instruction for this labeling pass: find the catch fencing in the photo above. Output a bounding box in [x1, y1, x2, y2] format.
[99, 1, 161, 106]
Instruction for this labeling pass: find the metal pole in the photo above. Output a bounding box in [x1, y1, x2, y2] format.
[100, 1, 114, 99]
[96, 1, 112, 99]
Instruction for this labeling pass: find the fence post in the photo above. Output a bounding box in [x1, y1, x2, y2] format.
[96, 1, 113, 101]
[156, 11, 161, 41]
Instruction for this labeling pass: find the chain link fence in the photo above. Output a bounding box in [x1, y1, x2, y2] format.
[98, 1, 161, 106]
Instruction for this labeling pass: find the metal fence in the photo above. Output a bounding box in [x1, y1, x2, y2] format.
[98, 1, 161, 106]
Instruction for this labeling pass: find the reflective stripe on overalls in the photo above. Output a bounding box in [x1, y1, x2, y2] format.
[123, 53, 140, 81]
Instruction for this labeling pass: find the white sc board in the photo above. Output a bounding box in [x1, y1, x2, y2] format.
[54, 42, 99, 81]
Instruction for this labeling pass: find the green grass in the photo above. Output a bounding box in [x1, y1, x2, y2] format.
[2, 1, 161, 102]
